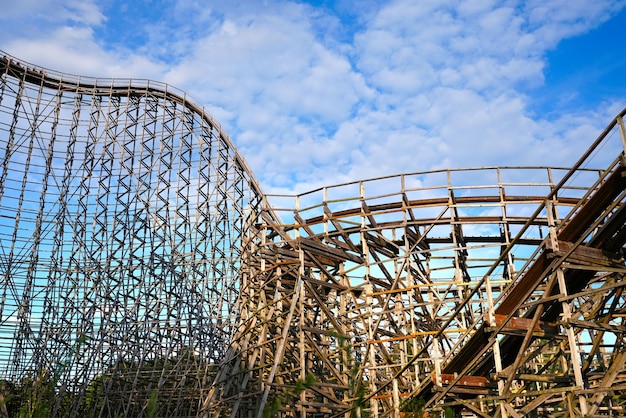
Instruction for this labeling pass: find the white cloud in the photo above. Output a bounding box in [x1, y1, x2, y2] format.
[0, 0, 624, 197]
[4, 32, 166, 80]
[337, 0, 625, 183]
[2, 0, 104, 24]
[0, 0, 164, 79]
[165, 12, 368, 122]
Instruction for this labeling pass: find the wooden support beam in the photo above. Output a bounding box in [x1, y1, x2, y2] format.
[303, 276, 347, 292]
[434, 386, 492, 395]
[518, 393, 559, 415]
[502, 402, 524, 418]
[566, 318, 626, 334]
[487, 313, 560, 338]
[432, 373, 492, 388]
[588, 350, 626, 415]
[302, 332, 347, 386]
[299, 237, 364, 265]
[447, 394, 492, 418]
[365, 232, 400, 257]
[545, 239, 626, 270]
[515, 373, 572, 384]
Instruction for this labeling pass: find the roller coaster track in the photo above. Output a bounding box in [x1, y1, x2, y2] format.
[0, 51, 625, 417]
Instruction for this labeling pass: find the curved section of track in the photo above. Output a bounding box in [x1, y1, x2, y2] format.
[0, 52, 267, 416]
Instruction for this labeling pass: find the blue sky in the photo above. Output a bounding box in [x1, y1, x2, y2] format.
[1, 0, 625, 194]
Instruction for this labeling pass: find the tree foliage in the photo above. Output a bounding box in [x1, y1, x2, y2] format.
[80, 347, 217, 417]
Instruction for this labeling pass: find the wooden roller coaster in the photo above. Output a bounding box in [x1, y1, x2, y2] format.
[207, 111, 626, 417]
[0, 51, 624, 417]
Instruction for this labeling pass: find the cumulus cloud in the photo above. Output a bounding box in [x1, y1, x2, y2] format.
[165, 11, 369, 122]
[338, 0, 625, 182]
[0, 0, 624, 197]
[1, 0, 104, 25]
[0, 0, 166, 79]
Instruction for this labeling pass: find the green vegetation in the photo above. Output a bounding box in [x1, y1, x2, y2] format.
[260, 332, 369, 417]
[81, 348, 216, 417]
[401, 396, 426, 417]
[337, 334, 367, 416]
[262, 373, 316, 418]
[1, 372, 56, 418]
[0, 336, 88, 417]
[0, 344, 216, 417]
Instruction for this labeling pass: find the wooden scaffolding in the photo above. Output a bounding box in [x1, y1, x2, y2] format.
[0, 50, 624, 417]
[207, 110, 626, 417]
[0, 52, 267, 417]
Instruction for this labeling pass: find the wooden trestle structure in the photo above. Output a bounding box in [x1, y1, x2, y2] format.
[0, 51, 625, 417]
[0, 52, 265, 417]
[207, 110, 626, 417]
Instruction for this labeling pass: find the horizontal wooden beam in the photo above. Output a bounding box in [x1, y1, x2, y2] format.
[433, 373, 492, 388]
[487, 313, 560, 338]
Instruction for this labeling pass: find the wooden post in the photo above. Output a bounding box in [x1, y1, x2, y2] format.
[486, 274, 508, 418]
[393, 378, 400, 418]
[617, 114, 626, 153]
[556, 268, 588, 415]
[547, 198, 588, 416]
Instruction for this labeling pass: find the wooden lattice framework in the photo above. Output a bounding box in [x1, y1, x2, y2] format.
[207, 112, 626, 417]
[0, 52, 267, 417]
[0, 51, 625, 417]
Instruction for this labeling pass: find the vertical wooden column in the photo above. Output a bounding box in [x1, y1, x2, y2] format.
[298, 252, 307, 417]
[363, 282, 378, 418]
[402, 187, 422, 389]
[448, 181, 468, 330]
[392, 378, 400, 418]
[361, 181, 379, 418]
[432, 336, 442, 389]
[494, 170, 513, 416]
[295, 194, 308, 417]
[617, 113, 626, 153]
[485, 274, 508, 418]
[556, 267, 589, 416]
[546, 200, 588, 416]
[498, 169, 515, 284]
